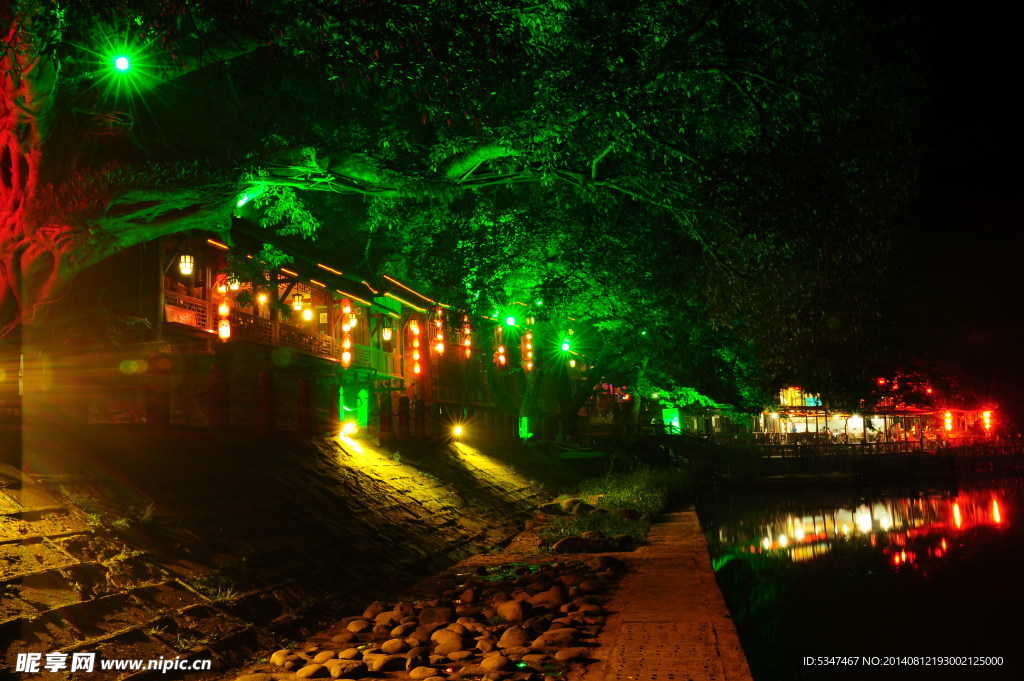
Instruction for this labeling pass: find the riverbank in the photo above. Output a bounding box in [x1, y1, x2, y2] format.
[214, 508, 751, 681]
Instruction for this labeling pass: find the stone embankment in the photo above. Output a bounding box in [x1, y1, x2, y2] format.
[1, 428, 579, 677]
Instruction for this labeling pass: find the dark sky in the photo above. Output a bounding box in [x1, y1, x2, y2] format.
[894, 3, 1023, 418]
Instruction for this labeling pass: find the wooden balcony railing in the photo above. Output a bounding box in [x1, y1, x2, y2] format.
[162, 289, 401, 376]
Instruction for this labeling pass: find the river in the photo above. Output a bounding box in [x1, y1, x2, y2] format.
[699, 479, 1024, 680]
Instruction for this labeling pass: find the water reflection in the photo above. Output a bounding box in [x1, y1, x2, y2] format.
[700, 481, 1024, 680]
[710, 487, 1007, 573]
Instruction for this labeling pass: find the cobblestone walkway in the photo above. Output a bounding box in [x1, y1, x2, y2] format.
[577, 509, 753, 681]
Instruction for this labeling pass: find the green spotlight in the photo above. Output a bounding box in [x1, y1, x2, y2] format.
[506, 316, 516, 326]
[114, 56, 130, 71]
[561, 340, 571, 352]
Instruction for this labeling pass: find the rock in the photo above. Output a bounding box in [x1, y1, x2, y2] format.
[328, 661, 367, 679]
[539, 502, 564, 515]
[554, 647, 588, 662]
[578, 580, 602, 594]
[362, 601, 387, 619]
[313, 651, 336, 664]
[455, 604, 481, 617]
[496, 599, 528, 622]
[372, 624, 391, 638]
[395, 602, 416, 618]
[480, 655, 510, 672]
[613, 507, 640, 521]
[529, 614, 559, 632]
[528, 586, 566, 609]
[409, 667, 438, 680]
[551, 536, 609, 554]
[447, 650, 475, 661]
[580, 530, 604, 540]
[330, 631, 356, 645]
[295, 664, 327, 678]
[270, 650, 293, 667]
[497, 625, 530, 649]
[612, 534, 634, 550]
[572, 502, 595, 515]
[446, 623, 467, 635]
[460, 587, 477, 603]
[346, 619, 371, 633]
[391, 623, 414, 638]
[366, 654, 406, 672]
[521, 654, 550, 664]
[337, 648, 360, 660]
[419, 606, 454, 626]
[557, 574, 584, 588]
[476, 635, 498, 653]
[235, 675, 273, 681]
[559, 498, 582, 513]
[531, 628, 578, 649]
[381, 638, 408, 654]
[375, 610, 401, 627]
[431, 628, 465, 655]
[578, 603, 603, 614]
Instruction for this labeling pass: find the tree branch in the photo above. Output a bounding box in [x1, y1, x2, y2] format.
[591, 143, 614, 180]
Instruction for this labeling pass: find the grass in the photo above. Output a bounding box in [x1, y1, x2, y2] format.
[581, 465, 694, 516]
[541, 513, 652, 545]
[541, 465, 693, 546]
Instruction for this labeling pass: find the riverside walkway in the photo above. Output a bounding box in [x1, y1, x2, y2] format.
[578, 510, 753, 681]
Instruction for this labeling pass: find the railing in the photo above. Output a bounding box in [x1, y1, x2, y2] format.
[162, 288, 400, 377]
[231, 311, 274, 345]
[164, 291, 210, 331]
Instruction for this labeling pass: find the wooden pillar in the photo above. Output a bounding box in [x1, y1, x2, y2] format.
[398, 396, 410, 440]
[379, 391, 393, 436]
[256, 371, 276, 432]
[414, 398, 426, 439]
[209, 364, 229, 429]
[296, 378, 312, 434]
[145, 352, 172, 428]
[328, 382, 341, 433]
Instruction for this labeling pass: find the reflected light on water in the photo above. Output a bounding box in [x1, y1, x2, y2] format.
[708, 486, 1009, 573]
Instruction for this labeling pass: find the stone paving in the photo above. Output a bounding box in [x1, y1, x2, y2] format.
[576, 510, 753, 681]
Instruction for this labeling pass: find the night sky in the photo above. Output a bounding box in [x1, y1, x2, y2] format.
[896, 3, 1023, 424]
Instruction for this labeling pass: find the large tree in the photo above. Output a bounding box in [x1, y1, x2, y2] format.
[1, 0, 922, 406]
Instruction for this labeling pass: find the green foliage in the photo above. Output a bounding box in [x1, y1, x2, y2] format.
[580, 466, 694, 516]
[542, 512, 651, 544]
[542, 465, 693, 544]
[9, 0, 924, 404]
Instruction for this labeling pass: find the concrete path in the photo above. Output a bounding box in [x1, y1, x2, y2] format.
[576, 509, 753, 681]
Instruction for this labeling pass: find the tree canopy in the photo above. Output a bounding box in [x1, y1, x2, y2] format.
[1, 0, 924, 409]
